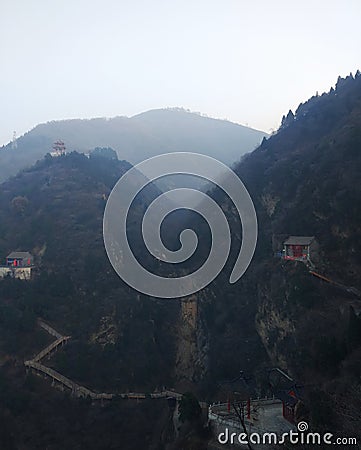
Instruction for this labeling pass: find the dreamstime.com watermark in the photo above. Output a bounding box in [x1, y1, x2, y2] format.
[217, 422, 358, 446]
[103, 152, 257, 299]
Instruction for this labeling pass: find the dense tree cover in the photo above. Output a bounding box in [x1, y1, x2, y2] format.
[215, 71, 361, 437]
[90, 146, 118, 160]
[0, 152, 176, 391]
[236, 71, 361, 277]
[0, 365, 168, 450]
[0, 151, 183, 448]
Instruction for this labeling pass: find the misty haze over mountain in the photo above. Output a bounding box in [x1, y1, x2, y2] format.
[0, 108, 267, 183]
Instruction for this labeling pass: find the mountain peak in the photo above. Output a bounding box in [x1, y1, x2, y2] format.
[0, 109, 267, 183]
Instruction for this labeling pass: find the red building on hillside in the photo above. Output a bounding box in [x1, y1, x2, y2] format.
[283, 236, 318, 263]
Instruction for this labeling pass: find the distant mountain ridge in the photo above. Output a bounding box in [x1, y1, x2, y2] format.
[0, 108, 267, 182]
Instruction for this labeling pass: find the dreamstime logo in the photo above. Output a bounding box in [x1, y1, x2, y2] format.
[218, 422, 358, 446]
[297, 421, 308, 432]
[103, 152, 257, 299]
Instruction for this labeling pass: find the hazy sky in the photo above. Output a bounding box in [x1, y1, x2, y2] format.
[1, 0, 360, 146]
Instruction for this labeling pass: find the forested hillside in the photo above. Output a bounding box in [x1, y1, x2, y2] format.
[0, 72, 361, 448]
[212, 71, 361, 437]
[0, 108, 267, 182]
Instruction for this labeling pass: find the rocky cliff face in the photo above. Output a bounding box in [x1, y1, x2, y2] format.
[256, 294, 295, 369]
[253, 258, 361, 435]
[175, 296, 209, 389]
